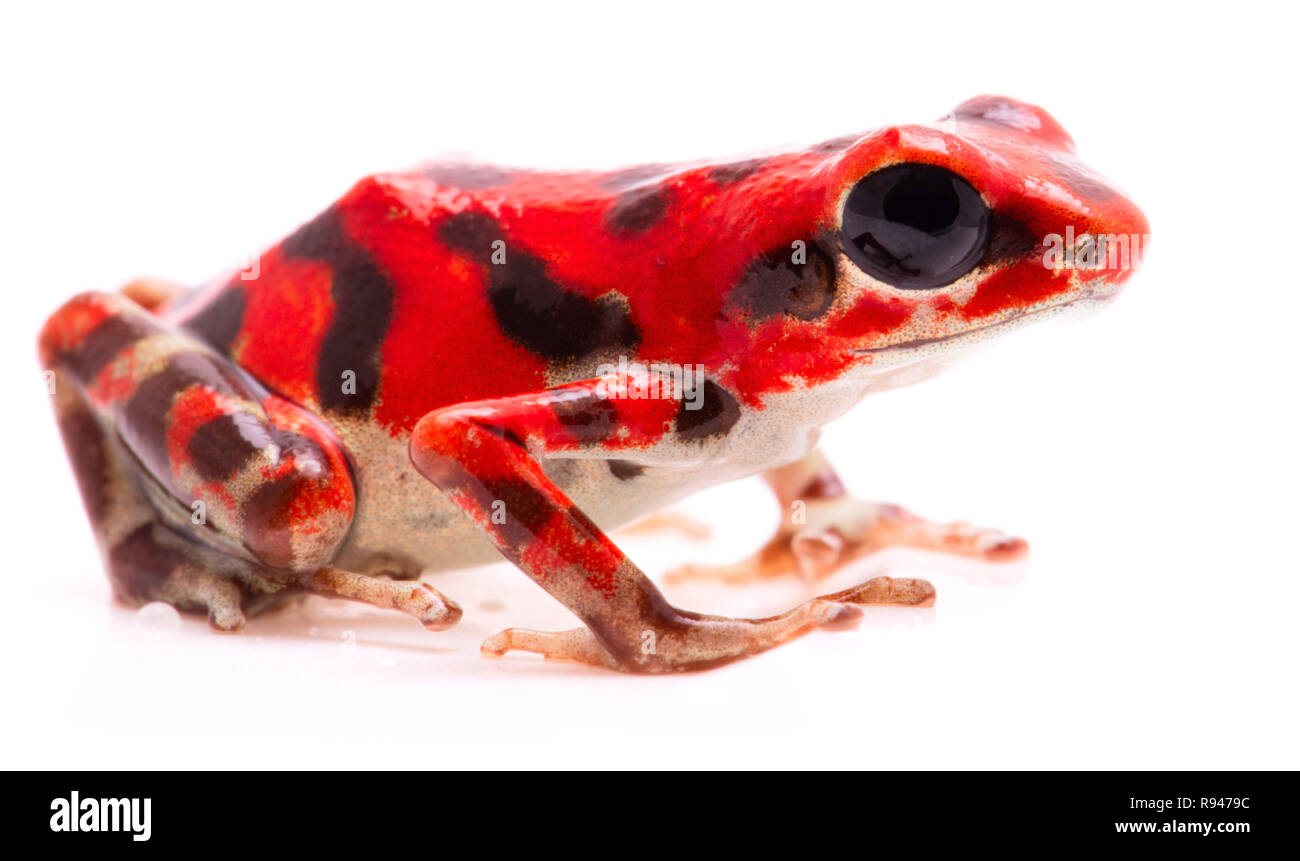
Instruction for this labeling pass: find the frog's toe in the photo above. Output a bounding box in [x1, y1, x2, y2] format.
[790, 528, 847, 579]
[117, 276, 186, 311]
[814, 601, 865, 631]
[480, 626, 620, 670]
[148, 565, 249, 633]
[979, 534, 1031, 562]
[824, 575, 938, 608]
[617, 510, 713, 541]
[304, 568, 462, 632]
[410, 583, 463, 631]
[661, 557, 782, 586]
[208, 607, 247, 633]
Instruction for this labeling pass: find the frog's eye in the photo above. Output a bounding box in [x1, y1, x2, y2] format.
[840, 164, 990, 290]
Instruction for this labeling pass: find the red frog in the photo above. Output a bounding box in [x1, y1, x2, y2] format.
[40, 96, 1148, 673]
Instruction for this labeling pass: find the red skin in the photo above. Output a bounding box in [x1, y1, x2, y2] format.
[40, 96, 1148, 672]
[172, 99, 1143, 429]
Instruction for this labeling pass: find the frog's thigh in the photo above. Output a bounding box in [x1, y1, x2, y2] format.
[43, 292, 467, 634]
[408, 373, 935, 674]
[666, 450, 1029, 584]
[42, 291, 357, 573]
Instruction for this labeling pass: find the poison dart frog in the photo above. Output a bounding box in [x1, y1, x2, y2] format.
[40, 96, 1148, 673]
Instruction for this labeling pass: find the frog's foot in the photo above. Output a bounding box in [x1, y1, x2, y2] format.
[154, 565, 248, 632]
[616, 510, 713, 541]
[481, 575, 934, 672]
[665, 452, 1027, 584]
[305, 567, 462, 631]
[665, 499, 1028, 584]
[118, 277, 186, 312]
[482, 626, 622, 670]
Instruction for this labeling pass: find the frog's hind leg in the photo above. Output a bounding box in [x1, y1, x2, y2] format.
[42, 291, 465, 635]
[664, 451, 1028, 584]
[40, 290, 367, 627]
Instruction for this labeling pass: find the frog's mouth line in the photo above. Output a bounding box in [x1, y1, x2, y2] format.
[850, 284, 1115, 357]
[851, 311, 1038, 355]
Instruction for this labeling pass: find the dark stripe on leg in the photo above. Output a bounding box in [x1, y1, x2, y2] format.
[187, 414, 267, 481]
[60, 314, 156, 385]
[120, 352, 262, 487]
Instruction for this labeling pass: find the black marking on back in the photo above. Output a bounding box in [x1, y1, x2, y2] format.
[676, 380, 740, 442]
[607, 459, 645, 481]
[184, 283, 247, 356]
[281, 205, 395, 413]
[606, 184, 671, 234]
[438, 211, 640, 361]
[437, 210, 501, 252]
[732, 239, 837, 321]
[423, 162, 516, 190]
[708, 158, 767, 186]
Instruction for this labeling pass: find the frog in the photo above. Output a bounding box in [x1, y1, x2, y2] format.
[39, 95, 1148, 673]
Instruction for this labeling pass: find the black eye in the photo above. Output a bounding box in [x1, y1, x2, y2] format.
[840, 164, 991, 290]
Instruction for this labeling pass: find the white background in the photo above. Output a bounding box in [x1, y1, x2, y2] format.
[2, 1, 1296, 769]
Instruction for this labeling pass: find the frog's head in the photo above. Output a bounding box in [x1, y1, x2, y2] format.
[832, 95, 1149, 371]
[739, 95, 1148, 388]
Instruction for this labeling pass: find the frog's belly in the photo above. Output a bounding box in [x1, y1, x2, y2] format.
[324, 420, 715, 577]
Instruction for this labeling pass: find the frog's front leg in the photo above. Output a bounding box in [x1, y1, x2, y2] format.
[410, 372, 934, 674]
[666, 451, 1028, 585]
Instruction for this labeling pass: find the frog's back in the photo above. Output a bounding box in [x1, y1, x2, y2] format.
[165, 146, 844, 445]
[167, 168, 566, 439]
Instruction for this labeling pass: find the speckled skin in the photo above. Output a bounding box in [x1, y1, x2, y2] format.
[40, 96, 1147, 672]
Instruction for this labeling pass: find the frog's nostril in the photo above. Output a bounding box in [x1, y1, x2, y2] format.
[1103, 200, 1151, 278]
